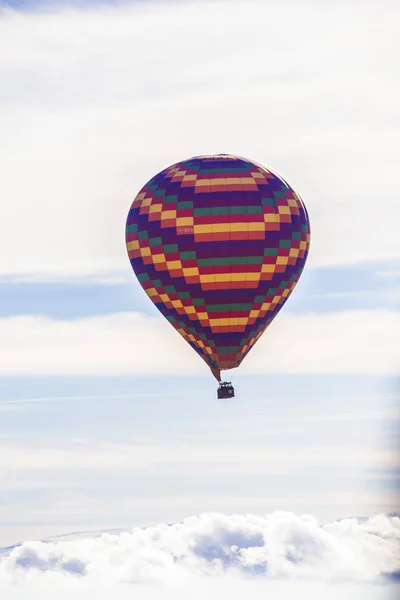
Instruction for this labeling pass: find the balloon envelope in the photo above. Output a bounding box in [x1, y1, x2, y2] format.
[126, 154, 310, 380]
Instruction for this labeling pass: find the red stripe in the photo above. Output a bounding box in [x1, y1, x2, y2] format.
[181, 259, 197, 267]
[164, 252, 180, 261]
[126, 232, 138, 242]
[161, 219, 177, 228]
[176, 209, 193, 218]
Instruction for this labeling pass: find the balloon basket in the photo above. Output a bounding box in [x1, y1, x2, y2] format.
[217, 381, 235, 399]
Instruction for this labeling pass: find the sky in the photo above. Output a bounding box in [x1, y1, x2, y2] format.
[0, 0, 399, 597]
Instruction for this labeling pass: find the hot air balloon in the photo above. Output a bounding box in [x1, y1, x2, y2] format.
[125, 154, 310, 398]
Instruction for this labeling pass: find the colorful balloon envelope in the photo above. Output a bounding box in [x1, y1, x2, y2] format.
[126, 154, 310, 382]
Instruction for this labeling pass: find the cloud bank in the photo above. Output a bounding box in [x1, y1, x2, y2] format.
[1, 0, 399, 280]
[0, 511, 398, 599]
[0, 308, 398, 376]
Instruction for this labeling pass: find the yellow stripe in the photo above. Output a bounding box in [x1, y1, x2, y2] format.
[194, 224, 213, 234]
[276, 256, 288, 265]
[195, 177, 256, 187]
[196, 177, 255, 187]
[146, 288, 158, 297]
[278, 206, 291, 215]
[231, 222, 265, 232]
[177, 217, 194, 227]
[261, 264, 275, 273]
[153, 253, 166, 263]
[183, 267, 199, 276]
[161, 210, 176, 219]
[166, 260, 182, 270]
[200, 273, 229, 283]
[199, 272, 260, 283]
[126, 240, 139, 251]
[171, 300, 183, 309]
[149, 203, 163, 214]
[194, 222, 265, 234]
[264, 213, 279, 223]
[209, 317, 249, 327]
[231, 272, 259, 282]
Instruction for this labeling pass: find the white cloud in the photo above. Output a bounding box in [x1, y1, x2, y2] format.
[0, 511, 398, 598]
[0, 581, 397, 600]
[0, 308, 398, 376]
[1, 437, 396, 474]
[0, 0, 399, 280]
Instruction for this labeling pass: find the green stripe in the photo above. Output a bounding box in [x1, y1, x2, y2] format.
[264, 248, 278, 256]
[279, 239, 291, 248]
[207, 303, 252, 312]
[177, 201, 193, 209]
[198, 256, 262, 266]
[194, 208, 211, 216]
[126, 224, 138, 233]
[192, 298, 205, 306]
[164, 244, 178, 253]
[230, 205, 262, 214]
[216, 345, 240, 353]
[211, 167, 249, 172]
[138, 230, 148, 240]
[205, 205, 261, 215]
[178, 291, 190, 300]
[180, 251, 196, 260]
[164, 195, 178, 203]
[211, 206, 230, 215]
[149, 237, 162, 246]
[137, 273, 149, 282]
[198, 166, 248, 173]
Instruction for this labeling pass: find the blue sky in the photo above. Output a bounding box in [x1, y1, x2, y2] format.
[0, 0, 399, 556]
[1, 260, 399, 320]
